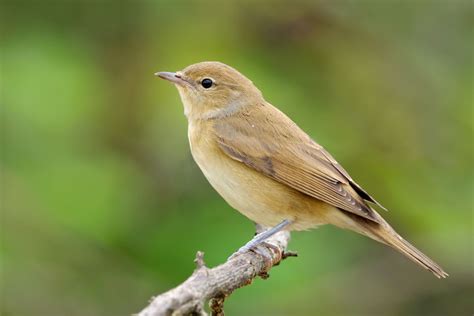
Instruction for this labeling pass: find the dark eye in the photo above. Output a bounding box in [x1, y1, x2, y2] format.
[201, 78, 213, 89]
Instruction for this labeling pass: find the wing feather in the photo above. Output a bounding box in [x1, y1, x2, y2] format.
[214, 103, 385, 223]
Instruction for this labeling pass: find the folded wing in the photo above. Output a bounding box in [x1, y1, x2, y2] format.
[214, 103, 385, 223]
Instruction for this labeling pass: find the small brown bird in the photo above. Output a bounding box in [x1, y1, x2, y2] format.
[156, 61, 447, 278]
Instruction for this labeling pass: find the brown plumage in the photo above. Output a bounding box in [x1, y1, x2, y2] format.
[157, 61, 448, 278]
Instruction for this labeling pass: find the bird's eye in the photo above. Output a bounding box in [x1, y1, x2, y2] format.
[201, 78, 213, 89]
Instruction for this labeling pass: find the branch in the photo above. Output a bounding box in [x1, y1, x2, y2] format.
[137, 229, 296, 316]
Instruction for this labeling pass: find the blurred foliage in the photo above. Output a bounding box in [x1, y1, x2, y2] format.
[1, 1, 473, 315]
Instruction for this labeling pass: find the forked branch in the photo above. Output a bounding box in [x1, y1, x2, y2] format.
[137, 229, 295, 316]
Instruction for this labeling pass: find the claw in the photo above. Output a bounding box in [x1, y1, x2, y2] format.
[227, 219, 292, 261]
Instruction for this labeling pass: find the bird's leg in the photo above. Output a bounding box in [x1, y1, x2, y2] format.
[239, 219, 292, 252]
[228, 219, 292, 260]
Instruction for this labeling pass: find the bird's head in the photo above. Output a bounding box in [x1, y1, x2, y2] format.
[156, 61, 262, 120]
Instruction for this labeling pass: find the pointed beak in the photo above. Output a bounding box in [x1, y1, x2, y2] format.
[155, 71, 187, 85]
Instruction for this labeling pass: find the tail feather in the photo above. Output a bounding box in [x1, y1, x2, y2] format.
[335, 210, 448, 278]
[380, 230, 448, 278]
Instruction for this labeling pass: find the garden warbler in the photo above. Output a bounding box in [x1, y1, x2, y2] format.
[156, 61, 447, 278]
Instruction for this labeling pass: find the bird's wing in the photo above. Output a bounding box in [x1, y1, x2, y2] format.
[213, 103, 385, 223]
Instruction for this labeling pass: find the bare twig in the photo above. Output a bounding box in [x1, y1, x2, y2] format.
[137, 230, 294, 316]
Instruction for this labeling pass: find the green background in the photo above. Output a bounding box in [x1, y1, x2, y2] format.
[1, 1, 473, 315]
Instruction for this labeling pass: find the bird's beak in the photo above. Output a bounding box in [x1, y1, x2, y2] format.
[155, 71, 187, 86]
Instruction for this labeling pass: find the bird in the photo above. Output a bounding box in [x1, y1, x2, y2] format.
[156, 61, 447, 278]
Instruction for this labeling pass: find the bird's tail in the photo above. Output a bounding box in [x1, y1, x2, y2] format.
[363, 217, 448, 278]
[375, 226, 448, 278]
[335, 211, 448, 278]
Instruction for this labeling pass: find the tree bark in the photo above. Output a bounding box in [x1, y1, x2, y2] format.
[137, 229, 295, 316]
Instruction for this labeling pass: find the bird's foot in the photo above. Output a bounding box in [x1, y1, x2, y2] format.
[227, 241, 281, 279]
[227, 242, 256, 261]
[227, 219, 292, 261]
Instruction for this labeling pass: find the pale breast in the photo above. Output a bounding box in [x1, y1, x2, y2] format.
[187, 121, 334, 230]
